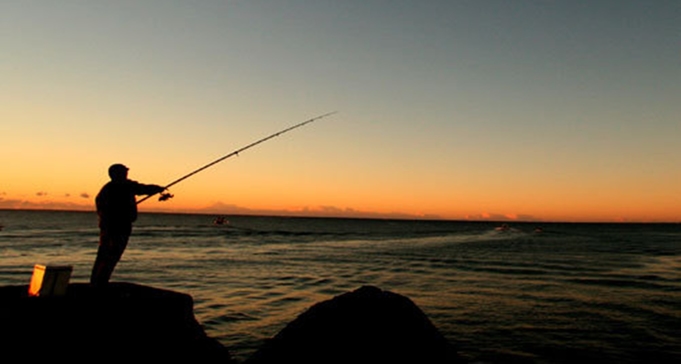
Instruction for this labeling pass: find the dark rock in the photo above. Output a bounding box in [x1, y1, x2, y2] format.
[245, 285, 464, 364]
[0, 282, 234, 362]
[1, 283, 464, 363]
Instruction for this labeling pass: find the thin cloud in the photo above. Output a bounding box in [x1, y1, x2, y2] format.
[196, 202, 442, 220]
[465, 212, 539, 222]
[0, 198, 91, 211]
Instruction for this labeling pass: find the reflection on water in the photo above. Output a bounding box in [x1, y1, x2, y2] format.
[0, 210, 679, 363]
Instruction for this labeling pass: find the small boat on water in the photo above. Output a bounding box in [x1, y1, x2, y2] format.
[495, 223, 511, 232]
[212, 216, 229, 226]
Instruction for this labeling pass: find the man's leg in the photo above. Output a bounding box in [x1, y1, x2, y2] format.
[90, 231, 129, 286]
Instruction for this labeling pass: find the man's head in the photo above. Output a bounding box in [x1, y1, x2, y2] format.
[108, 163, 129, 181]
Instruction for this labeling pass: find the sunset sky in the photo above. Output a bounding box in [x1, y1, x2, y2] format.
[2, 1, 679, 222]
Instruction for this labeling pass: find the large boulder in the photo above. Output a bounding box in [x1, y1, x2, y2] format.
[0, 282, 234, 362]
[245, 285, 464, 364]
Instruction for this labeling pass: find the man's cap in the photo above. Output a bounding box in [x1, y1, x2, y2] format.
[108, 163, 129, 178]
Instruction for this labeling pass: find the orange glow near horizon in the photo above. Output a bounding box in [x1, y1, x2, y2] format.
[1, 188, 679, 223]
[2, 151, 680, 224]
[2, 146, 679, 223]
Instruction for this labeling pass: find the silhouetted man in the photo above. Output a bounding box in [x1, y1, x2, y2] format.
[90, 163, 165, 286]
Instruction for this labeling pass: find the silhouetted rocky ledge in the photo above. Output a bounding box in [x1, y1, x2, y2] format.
[0, 283, 462, 363]
[0, 282, 233, 362]
[246, 285, 463, 364]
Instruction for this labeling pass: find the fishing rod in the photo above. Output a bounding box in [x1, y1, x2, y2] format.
[137, 111, 338, 204]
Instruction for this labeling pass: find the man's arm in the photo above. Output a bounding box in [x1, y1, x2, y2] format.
[131, 181, 165, 196]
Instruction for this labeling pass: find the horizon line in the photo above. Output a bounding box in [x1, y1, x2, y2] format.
[1, 207, 679, 225]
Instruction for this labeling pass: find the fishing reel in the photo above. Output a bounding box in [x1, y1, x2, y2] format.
[158, 191, 174, 202]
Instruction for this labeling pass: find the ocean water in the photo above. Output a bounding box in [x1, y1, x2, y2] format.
[0, 209, 679, 363]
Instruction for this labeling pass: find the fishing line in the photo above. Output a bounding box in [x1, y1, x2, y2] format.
[137, 111, 338, 204]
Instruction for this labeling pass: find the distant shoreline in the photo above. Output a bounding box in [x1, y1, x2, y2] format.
[1, 207, 679, 225]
